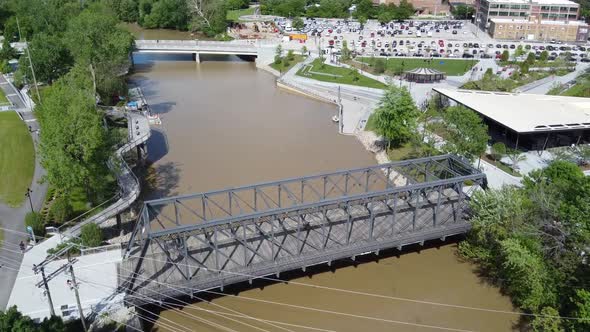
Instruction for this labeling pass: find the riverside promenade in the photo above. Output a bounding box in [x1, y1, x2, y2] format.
[0, 77, 47, 310]
[6, 107, 150, 318]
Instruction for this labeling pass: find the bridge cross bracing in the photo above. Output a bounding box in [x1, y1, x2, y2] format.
[121, 155, 486, 305]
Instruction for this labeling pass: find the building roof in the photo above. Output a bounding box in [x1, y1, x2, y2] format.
[490, 17, 588, 26]
[433, 88, 590, 133]
[485, 0, 578, 5]
[405, 67, 445, 75]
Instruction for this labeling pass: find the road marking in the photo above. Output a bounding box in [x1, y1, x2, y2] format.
[6, 94, 16, 97]
[24, 119, 37, 122]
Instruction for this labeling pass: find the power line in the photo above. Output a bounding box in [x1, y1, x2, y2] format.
[127, 252, 590, 322]
[116, 263, 473, 332]
[80, 277, 240, 332]
[3, 227, 588, 323]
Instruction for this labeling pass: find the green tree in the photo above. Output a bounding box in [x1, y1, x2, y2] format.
[65, 5, 134, 100]
[491, 142, 506, 161]
[49, 196, 73, 224]
[274, 44, 283, 64]
[377, 10, 395, 24]
[526, 51, 536, 65]
[394, 0, 414, 19]
[0, 38, 16, 61]
[441, 105, 489, 161]
[515, 45, 525, 57]
[36, 65, 113, 198]
[0, 306, 67, 331]
[17, 33, 73, 84]
[569, 289, 590, 331]
[540, 50, 549, 61]
[0, 59, 10, 74]
[451, 4, 474, 19]
[286, 49, 294, 61]
[24, 211, 44, 237]
[142, 0, 189, 29]
[341, 40, 351, 61]
[501, 50, 510, 62]
[354, 0, 374, 19]
[499, 238, 555, 311]
[373, 58, 386, 74]
[301, 45, 308, 56]
[372, 86, 419, 148]
[531, 307, 564, 332]
[80, 223, 103, 247]
[292, 16, 304, 31]
[357, 15, 367, 29]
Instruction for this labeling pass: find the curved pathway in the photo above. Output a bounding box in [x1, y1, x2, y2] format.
[0, 77, 46, 310]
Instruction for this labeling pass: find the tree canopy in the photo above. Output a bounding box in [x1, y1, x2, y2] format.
[461, 159, 590, 331]
[0, 306, 67, 332]
[36, 65, 113, 197]
[372, 85, 419, 148]
[441, 105, 489, 161]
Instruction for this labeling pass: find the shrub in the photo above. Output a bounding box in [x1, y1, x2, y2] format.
[501, 50, 509, 62]
[0, 59, 11, 74]
[274, 56, 282, 65]
[80, 223, 103, 247]
[25, 212, 45, 237]
[373, 58, 386, 74]
[286, 50, 295, 61]
[49, 196, 73, 224]
[491, 142, 506, 161]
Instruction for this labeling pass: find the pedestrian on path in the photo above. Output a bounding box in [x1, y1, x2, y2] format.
[19, 241, 25, 253]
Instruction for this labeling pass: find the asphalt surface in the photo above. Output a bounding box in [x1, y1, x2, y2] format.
[0, 77, 47, 310]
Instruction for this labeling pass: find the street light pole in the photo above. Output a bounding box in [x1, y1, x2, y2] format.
[25, 187, 33, 213]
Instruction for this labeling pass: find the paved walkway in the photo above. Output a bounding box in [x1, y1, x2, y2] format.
[519, 63, 590, 94]
[0, 78, 46, 310]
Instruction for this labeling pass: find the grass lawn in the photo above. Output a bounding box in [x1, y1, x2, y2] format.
[0, 112, 34, 207]
[297, 58, 388, 89]
[226, 7, 255, 22]
[481, 154, 521, 177]
[270, 54, 305, 73]
[0, 88, 9, 105]
[357, 57, 477, 76]
[0, 227, 3, 243]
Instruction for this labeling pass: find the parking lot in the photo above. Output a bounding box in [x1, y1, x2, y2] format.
[276, 17, 590, 62]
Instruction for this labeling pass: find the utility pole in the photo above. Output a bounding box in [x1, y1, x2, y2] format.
[15, 16, 22, 41]
[24, 38, 41, 104]
[33, 244, 76, 318]
[39, 267, 56, 316]
[68, 252, 88, 332]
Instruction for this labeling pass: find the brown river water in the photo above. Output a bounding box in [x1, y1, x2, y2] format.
[129, 28, 519, 332]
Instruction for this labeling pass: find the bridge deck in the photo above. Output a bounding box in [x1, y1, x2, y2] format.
[120, 155, 485, 305]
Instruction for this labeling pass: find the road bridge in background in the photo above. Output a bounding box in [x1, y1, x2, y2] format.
[133, 40, 259, 62]
[120, 154, 486, 305]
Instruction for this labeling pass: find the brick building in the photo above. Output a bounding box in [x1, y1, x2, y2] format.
[488, 17, 589, 41]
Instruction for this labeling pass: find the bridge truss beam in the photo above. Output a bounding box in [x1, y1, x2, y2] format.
[120, 155, 485, 305]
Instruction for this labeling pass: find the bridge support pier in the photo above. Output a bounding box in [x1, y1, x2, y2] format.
[137, 143, 147, 163]
[193, 52, 200, 63]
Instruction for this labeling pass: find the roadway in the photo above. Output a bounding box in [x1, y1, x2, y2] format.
[0, 76, 47, 310]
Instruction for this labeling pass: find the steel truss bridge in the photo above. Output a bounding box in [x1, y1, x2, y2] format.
[120, 155, 486, 306]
